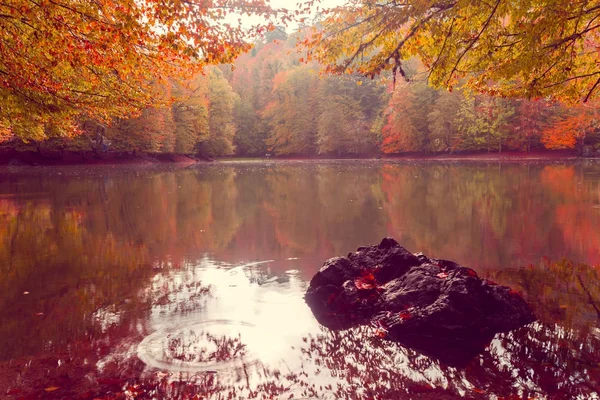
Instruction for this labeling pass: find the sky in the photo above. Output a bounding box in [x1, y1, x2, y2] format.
[237, 0, 347, 31]
[270, 0, 346, 9]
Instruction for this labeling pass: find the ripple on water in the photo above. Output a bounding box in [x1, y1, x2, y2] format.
[137, 319, 263, 374]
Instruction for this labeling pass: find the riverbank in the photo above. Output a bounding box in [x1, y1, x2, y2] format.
[218, 150, 581, 162]
[0, 149, 586, 166]
[0, 150, 206, 166]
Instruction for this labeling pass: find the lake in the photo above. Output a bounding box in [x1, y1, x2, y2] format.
[0, 160, 599, 399]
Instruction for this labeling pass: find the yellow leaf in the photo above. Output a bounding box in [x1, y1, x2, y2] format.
[45, 386, 60, 392]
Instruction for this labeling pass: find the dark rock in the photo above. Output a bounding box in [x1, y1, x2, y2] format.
[305, 238, 536, 366]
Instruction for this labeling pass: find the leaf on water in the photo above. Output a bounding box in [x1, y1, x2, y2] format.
[374, 327, 387, 338]
[398, 311, 412, 320]
[44, 386, 60, 392]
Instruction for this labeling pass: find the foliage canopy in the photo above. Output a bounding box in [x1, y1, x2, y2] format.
[0, 0, 283, 140]
[305, 0, 600, 103]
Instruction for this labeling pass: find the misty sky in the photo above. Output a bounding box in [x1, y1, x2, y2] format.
[270, 0, 346, 9]
[236, 0, 347, 31]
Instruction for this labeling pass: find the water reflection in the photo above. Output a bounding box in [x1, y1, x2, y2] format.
[0, 161, 599, 398]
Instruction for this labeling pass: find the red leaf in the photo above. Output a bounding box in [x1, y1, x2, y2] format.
[398, 311, 412, 320]
[374, 327, 387, 338]
[354, 278, 374, 290]
[326, 293, 336, 305]
[465, 269, 478, 277]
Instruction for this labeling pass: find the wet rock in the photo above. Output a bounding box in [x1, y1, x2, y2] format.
[305, 238, 536, 366]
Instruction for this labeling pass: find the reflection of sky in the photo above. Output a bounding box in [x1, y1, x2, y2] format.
[233, 0, 346, 31]
[137, 257, 320, 378]
[126, 256, 600, 399]
[133, 257, 463, 394]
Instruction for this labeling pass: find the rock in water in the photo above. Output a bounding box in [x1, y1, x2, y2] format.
[305, 238, 536, 366]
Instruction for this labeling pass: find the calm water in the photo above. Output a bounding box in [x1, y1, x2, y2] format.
[0, 160, 599, 399]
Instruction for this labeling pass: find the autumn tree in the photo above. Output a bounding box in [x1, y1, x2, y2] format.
[380, 83, 421, 154]
[231, 35, 296, 156]
[231, 62, 266, 156]
[108, 106, 176, 153]
[316, 76, 382, 155]
[453, 92, 515, 152]
[201, 69, 239, 156]
[265, 66, 319, 155]
[0, 0, 283, 142]
[477, 96, 515, 153]
[541, 103, 600, 152]
[427, 90, 462, 152]
[306, 0, 600, 103]
[380, 80, 436, 153]
[508, 99, 557, 152]
[173, 76, 211, 154]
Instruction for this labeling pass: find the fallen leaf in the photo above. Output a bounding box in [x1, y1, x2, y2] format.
[45, 386, 60, 392]
[398, 311, 412, 320]
[35, 312, 44, 316]
[23, 291, 29, 295]
[465, 269, 478, 277]
[374, 327, 387, 338]
[326, 293, 336, 305]
[437, 272, 448, 279]
[354, 279, 374, 290]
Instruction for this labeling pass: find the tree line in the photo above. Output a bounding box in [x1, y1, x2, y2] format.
[3, 30, 598, 158]
[3, 1, 600, 156]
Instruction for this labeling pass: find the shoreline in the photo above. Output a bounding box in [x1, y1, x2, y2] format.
[0, 149, 590, 167]
[0, 150, 206, 167]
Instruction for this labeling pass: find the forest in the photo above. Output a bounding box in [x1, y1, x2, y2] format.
[2, 2, 600, 399]
[2, 1, 600, 158]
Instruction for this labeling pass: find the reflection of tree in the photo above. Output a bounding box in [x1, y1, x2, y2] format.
[540, 165, 600, 263]
[261, 164, 388, 259]
[489, 259, 600, 330]
[167, 332, 247, 363]
[379, 162, 600, 269]
[0, 199, 152, 360]
[1, 163, 600, 398]
[3, 162, 598, 279]
[295, 322, 600, 399]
